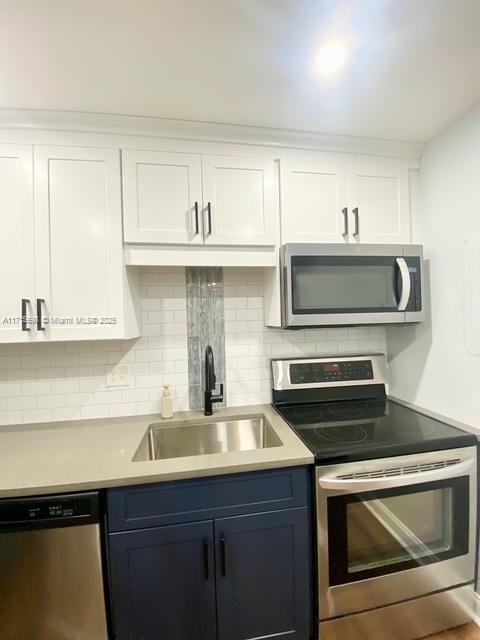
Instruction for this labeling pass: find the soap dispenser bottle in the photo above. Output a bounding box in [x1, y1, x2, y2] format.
[161, 384, 173, 419]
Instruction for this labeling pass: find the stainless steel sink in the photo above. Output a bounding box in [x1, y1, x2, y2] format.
[133, 416, 282, 461]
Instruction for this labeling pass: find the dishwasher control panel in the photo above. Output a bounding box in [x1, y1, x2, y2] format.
[0, 492, 99, 525]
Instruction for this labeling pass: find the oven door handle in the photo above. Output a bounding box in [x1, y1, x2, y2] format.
[318, 458, 474, 492]
[396, 257, 411, 311]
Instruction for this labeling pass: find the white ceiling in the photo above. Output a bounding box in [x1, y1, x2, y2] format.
[1, 0, 480, 143]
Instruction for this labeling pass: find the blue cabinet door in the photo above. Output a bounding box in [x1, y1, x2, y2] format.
[215, 507, 311, 640]
[108, 521, 217, 640]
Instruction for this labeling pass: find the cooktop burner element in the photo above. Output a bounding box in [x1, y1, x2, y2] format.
[271, 354, 476, 464]
[326, 406, 365, 419]
[314, 424, 368, 444]
[290, 406, 324, 421]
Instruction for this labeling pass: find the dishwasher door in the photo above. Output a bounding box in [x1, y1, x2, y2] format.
[0, 492, 109, 640]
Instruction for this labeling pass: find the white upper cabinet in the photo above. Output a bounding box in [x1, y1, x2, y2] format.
[122, 150, 278, 247]
[281, 160, 348, 243]
[201, 155, 277, 246]
[348, 160, 411, 244]
[281, 157, 412, 245]
[122, 150, 203, 244]
[0, 144, 35, 343]
[33, 146, 139, 341]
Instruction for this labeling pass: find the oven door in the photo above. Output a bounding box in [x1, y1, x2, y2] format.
[316, 446, 477, 619]
[281, 243, 422, 327]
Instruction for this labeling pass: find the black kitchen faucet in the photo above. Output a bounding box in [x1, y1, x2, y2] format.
[204, 345, 224, 416]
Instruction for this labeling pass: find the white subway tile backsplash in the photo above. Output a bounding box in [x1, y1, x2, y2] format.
[65, 366, 94, 378]
[79, 378, 106, 393]
[0, 383, 21, 397]
[50, 354, 79, 368]
[223, 268, 387, 408]
[37, 395, 66, 409]
[338, 341, 360, 352]
[121, 388, 150, 403]
[0, 267, 387, 426]
[108, 403, 137, 418]
[0, 411, 22, 425]
[175, 360, 189, 373]
[66, 392, 94, 407]
[135, 349, 163, 363]
[21, 355, 51, 369]
[22, 381, 52, 396]
[135, 374, 164, 389]
[52, 407, 80, 422]
[80, 405, 109, 420]
[162, 348, 188, 361]
[0, 268, 189, 425]
[0, 356, 21, 369]
[22, 408, 53, 423]
[51, 380, 80, 394]
[162, 323, 187, 336]
[8, 396, 37, 411]
[149, 361, 176, 375]
[78, 352, 108, 366]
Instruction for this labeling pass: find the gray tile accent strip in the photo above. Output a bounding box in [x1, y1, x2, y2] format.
[186, 267, 226, 411]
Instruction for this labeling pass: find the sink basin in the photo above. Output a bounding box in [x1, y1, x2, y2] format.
[133, 416, 282, 461]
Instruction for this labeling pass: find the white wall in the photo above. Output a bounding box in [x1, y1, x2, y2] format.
[388, 103, 480, 429]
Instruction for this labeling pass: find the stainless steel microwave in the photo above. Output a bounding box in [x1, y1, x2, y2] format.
[280, 243, 425, 327]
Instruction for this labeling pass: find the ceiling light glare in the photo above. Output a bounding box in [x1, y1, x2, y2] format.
[316, 41, 348, 74]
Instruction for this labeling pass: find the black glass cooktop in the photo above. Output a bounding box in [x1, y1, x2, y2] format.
[276, 398, 477, 463]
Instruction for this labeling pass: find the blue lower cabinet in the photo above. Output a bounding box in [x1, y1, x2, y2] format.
[215, 508, 311, 640]
[108, 521, 217, 640]
[107, 469, 313, 640]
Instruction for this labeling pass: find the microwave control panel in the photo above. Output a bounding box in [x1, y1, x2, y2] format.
[290, 359, 374, 385]
[405, 257, 422, 311]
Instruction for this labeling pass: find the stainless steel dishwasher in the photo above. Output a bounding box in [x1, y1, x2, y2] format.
[0, 491, 109, 640]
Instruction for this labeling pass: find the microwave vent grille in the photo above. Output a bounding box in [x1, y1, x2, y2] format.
[337, 458, 461, 480]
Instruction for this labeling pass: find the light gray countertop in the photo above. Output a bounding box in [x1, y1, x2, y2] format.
[0, 405, 314, 498]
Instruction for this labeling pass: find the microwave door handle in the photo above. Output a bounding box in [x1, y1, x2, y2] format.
[396, 258, 411, 311]
[318, 457, 474, 492]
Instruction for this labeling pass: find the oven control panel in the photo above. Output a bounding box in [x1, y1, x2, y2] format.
[290, 359, 374, 385]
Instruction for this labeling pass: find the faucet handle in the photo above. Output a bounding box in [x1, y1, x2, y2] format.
[205, 345, 216, 391]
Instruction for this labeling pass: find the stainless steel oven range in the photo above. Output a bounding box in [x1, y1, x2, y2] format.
[272, 354, 477, 640]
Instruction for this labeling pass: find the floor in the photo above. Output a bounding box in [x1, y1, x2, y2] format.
[424, 624, 480, 639]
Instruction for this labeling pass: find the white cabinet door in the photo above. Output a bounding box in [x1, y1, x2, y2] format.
[281, 160, 349, 243]
[0, 145, 36, 343]
[348, 161, 411, 244]
[34, 146, 131, 341]
[122, 150, 203, 244]
[201, 155, 277, 246]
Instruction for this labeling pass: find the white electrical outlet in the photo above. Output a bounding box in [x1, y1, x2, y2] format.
[106, 364, 130, 387]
